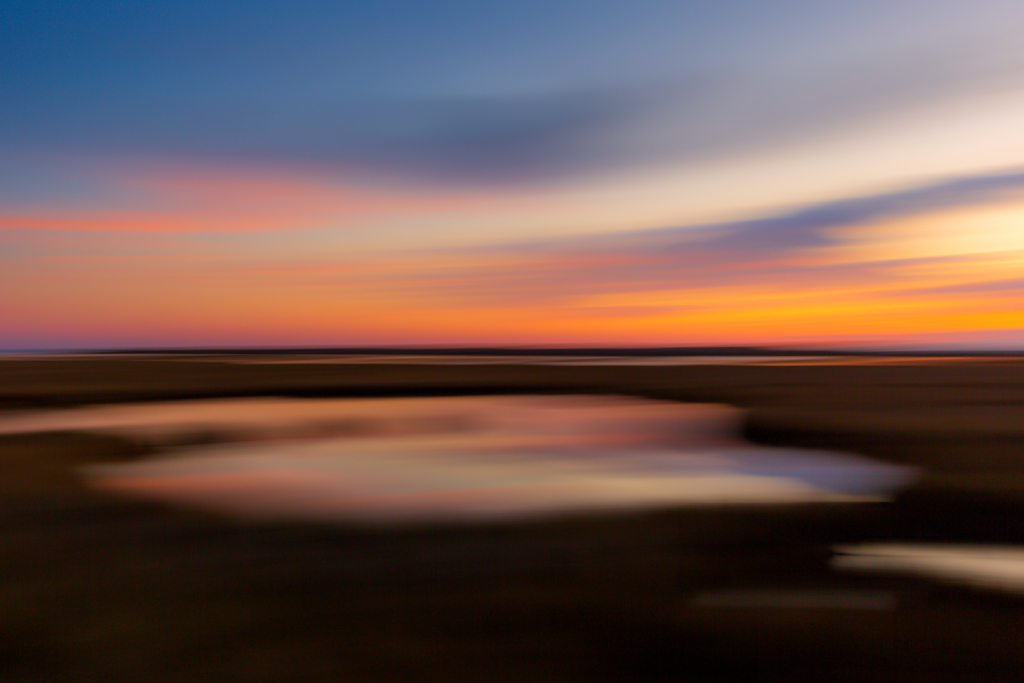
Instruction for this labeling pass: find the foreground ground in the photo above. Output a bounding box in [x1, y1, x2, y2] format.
[1, 356, 1023, 682]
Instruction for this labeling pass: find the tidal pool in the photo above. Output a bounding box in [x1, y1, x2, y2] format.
[0, 395, 917, 523]
[834, 544, 1024, 594]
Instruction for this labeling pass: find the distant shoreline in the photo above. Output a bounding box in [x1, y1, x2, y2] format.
[5, 345, 1024, 358]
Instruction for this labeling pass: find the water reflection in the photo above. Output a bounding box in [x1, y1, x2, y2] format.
[0, 396, 916, 523]
[834, 544, 1024, 594]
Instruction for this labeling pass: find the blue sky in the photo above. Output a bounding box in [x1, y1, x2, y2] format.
[2, 0, 1023, 348]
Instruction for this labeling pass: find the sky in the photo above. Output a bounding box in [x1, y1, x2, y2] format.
[2, 0, 1023, 350]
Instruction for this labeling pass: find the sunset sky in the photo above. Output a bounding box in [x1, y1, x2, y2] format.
[2, 0, 1023, 350]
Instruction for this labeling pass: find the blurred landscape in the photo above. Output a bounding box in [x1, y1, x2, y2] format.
[6, 0, 1024, 680]
[2, 351, 1023, 682]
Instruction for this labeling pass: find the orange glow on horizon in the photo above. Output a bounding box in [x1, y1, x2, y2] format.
[3, 161, 1023, 350]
